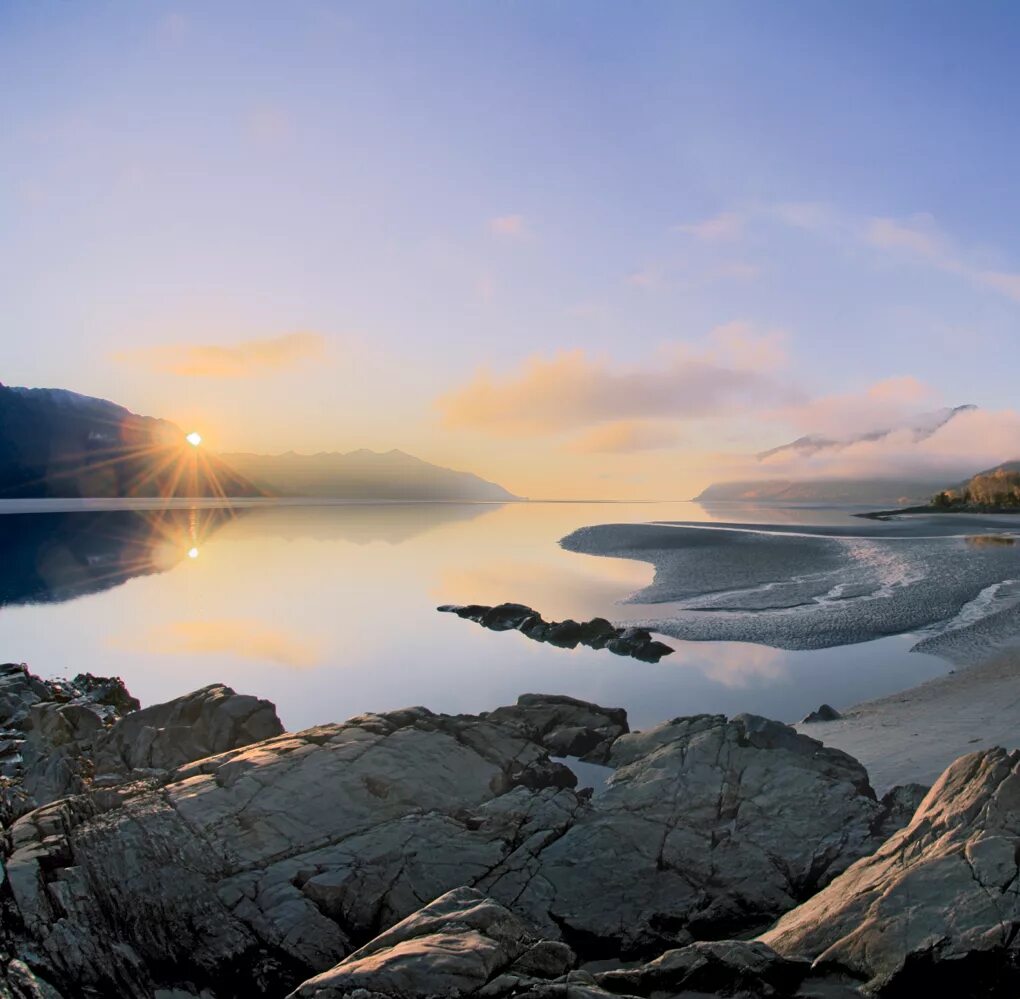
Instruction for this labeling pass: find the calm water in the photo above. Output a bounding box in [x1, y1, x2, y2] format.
[0, 500, 949, 731]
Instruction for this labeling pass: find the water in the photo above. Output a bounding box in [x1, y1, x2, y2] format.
[0, 499, 955, 731]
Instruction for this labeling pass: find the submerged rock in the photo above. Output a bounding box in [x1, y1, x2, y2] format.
[761, 747, 1020, 995]
[437, 603, 674, 662]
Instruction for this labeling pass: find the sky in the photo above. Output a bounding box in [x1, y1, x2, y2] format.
[4, 1, 1020, 499]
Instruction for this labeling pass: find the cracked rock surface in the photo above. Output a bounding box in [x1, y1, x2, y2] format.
[0, 681, 907, 998]
[761, 746, 1020, 995]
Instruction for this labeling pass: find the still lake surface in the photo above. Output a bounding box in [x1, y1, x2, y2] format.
[0, 499, 950, 731]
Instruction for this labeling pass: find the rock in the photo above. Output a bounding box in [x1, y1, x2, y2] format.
[800, 703, 841, 723]
[486, 694, 628, 763]
[596, 939, 809, 997]
[544, 620, 583, 648]
[480, 603, 536, 631]
[760, 747, 1020, 995]
[0, 667, 141, 821]
[0, 698, 909, 996]
[92, 683, 283, 776]
[436, 605, 674, 662]
[871, 781, 930, 840]
[287, 887, 576, 998]
[575, 618, 617, 649]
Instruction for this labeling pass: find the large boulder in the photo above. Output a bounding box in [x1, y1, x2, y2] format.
[91, 683, 283, 777]
[761, 747, 1020, 996]
[484, 693, 628, 762]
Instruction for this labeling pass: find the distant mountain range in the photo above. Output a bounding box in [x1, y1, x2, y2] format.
[0, 383, 517, 502]
[0, 383, 258, 499]
[694, 478, 947, 506]
[698, 404, 978, 506]
[219, 449, 517, 501]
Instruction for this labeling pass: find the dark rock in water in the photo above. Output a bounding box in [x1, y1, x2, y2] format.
[481, 602, 535, 631]
[801, 703, 842, 723]
[545, 619, 583, 648]
[576, 617, 617, 648]
[437, 603, 674, 662]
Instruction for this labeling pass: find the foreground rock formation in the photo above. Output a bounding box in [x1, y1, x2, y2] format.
[0, 664, 1018, 997]
[762, 746, 1020, 995]
[437, 602, 674, 662]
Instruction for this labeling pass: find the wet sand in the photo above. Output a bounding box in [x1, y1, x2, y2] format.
[796, 647, 1020, 793]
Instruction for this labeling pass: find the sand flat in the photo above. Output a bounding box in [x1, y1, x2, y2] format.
[797, 648, 1020, 792]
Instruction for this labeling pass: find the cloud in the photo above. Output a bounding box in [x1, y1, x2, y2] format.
[489, 215, 525, 237]
[754, 406, 1020, 481]
[567, 420, 684, 454]
[765, 203, 1020, 305]
[865, 214, 946, 258]
[115, 331, 327, 378]
[766, 376, 940, 441]
[676, 211, 744, 241]
[626, 268, 660, 288]
[437, 323, 797, 437]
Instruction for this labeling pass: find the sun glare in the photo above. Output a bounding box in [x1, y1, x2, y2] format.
[185, 432, 202, 447]
[187, 547, 200, 559]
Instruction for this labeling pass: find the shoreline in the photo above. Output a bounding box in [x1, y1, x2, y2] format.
[797, 644, 1020, 792]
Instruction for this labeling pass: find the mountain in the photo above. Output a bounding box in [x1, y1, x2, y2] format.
[695, 478, 946, 505]
[219, 449, 518, 501]
[757, 404, 977, 463]
[0, 383, 260, 499]
[931, 460, 1020, 509]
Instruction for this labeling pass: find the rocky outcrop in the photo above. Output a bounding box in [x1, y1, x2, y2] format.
[761, 747, 1020, 995]
[287, 886, 578, 998]
[0, 692, 909, 998]
[91, 682, 282, 778]
[437, 603, 674, 662]
[801, 703, 841, 723]
[0, 664, 282, 827]
[0, 664, 141, 820]
[596, 940, 811, 997]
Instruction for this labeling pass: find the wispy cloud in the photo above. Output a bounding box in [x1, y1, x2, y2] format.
[489, 214, 526, 237]
[437, 323, 796, 437]
[115, 331, 327, 378]
[756, 202, 1020, 304]
[675, 210, 745, 241]
[567, 420, 683, 454]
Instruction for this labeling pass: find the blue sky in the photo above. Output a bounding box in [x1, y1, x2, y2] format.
[3, 1, 1020, 496]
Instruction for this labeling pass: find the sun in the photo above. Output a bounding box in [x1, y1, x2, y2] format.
[185, 432, 202, 447]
